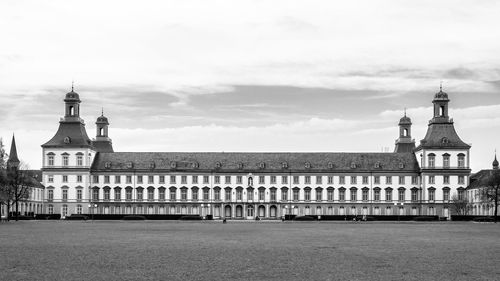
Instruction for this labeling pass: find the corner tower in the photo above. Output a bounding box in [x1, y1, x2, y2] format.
[394, 111, 416, 153]
[92, 110, 114, 153]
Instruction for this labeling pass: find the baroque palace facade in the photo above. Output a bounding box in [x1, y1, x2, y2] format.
[40, 88, 471, 219]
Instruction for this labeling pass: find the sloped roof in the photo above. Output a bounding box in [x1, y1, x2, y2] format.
[92, 140, 114, 153]
[42, 121, 93, 148]
[416, 122, 470, 150]
[91, 152, 419, 172]
[468, 169, 500, 189]
[8, 134, 20, 165]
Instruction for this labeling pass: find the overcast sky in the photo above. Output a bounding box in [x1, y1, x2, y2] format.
[1, 0, 500, 171]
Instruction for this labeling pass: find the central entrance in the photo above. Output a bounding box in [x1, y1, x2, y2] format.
[247, 205, 254, 219]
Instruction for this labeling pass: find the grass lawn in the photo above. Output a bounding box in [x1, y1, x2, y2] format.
[0, 221, 498, 281]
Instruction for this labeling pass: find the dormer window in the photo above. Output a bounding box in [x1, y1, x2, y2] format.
[149, 162, 156, 169]
[282, 162, 288, 169]
[63, 136, 71, 144]
[259, 162, 266, 169]
[104, 162, 112, 169]
[374, 162, 380, 168]
[305, 162, 311, 169]
[350, 162, 356, 169]
[238, 162, 244, 170]
[192, 162, 200, 169]
[327, 162, 334, 169]
[399, 163, 405, 169]
[126, 162, 134, 169]
[170, 162, 177, 169]
[215, 162, 222, 169]
[441, 137, 449, 144]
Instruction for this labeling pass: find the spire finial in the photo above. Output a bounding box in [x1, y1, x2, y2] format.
[101, 107, 104, 116]
[71, 80, 74, 92]
[440, 81, 442, 92]
[404, 107, 407, 117]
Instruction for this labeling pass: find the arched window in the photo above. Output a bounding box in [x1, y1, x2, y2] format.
[428, 187, 436, 201]
[350, 187, 357, 201]
[442, 153, 450, 168]
[403, 128, 408, 136]
[398, 187, 406, 202]
[457, 153, 465, 168]
[428, 153, 435, 168]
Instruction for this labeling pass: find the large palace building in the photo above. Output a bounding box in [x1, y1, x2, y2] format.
[40, 88, 471, 219]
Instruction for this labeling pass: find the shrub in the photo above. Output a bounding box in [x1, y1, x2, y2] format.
[413, 216, 437, 222]
[122, 215, 146, 220]
[65, 214, 89, 221]
[179, 215, 202, 220]
[293, 216, 315, 221]
[472, 217, 494, 222]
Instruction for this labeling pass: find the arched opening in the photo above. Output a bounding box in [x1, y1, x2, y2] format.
[440, 105, 445, 116]
[247, 205, 254, 217]
[224, 205, 232, 218]
[236, 205, 243, 217]
[403, 128, 408, 137]
[258, 205, 265, 217]
[99, 127, 104, 136]
[269, 205, 277, 217]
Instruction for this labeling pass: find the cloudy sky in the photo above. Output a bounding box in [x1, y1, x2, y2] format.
[1, 0, 500, 171]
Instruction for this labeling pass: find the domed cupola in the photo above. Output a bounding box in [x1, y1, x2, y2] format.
[92, 109, 114, 153]
[394, 110, 415, 153]
[399, 115, 412, 125]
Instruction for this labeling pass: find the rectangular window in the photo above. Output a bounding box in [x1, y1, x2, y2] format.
[115, 175, 120, 184]
[305, 176, 311, 184]
[203, 189, 209, 200]
[327, 189, 334, 201]
[192, 189, 198, 200]
[411, 176, 418, 185]
[181, 189, 187, 200]
[411, 189, 418, 201]
[316, 176, 322, 184]
[63, 155, 69, 166]
[270, 176, 277, 184]
[443, 155, 450, 168]
[374, 176, 380, 184]
[137, 175, 143, 184]
[399, 176, 405, 185]
[458, 155, 465, 168]
[339, 189, 345, 201]
[93, 175, 99, 183]
[48, 156, 54, 166]
[362, 176, 368, 185]
[443, 175, 449, 184]
[62, 190, 68, 201]
[282, 176, 288, 184]
[236, 189, 242, 200]
[458, 176, 465, 185]
[350, 176, 357, 185]
[304, 189, 311, 201]
[428, 156, 435, 168]
[225, 176, 231, 184]
[48, 175, 54, 183]
[114, 189, 120, 201]
[386, 176, 392, 184]
[159, 175, 165, 184]
[137, 189, 143, 201]
[281, 190, 288, 201]
[62, 175, 68, 183]
[361, 189, 368, 201]
[126, 189, 132, 200]
[248, 189, 254, 201]
[214, 189, 220, 200]
[126, 175, 132, 184]
[259, 176, 265, 184]
[148, 176, 154, 184]
[192, 175, 198, 184]
[458, 189, 465, 201]
[443, 189, 450, 201]
[203, 176, 209, 184]
[293, 176, 299, 184]
[104, 189, 110, 200]
[350, 189, 357, 201]
[181, 175, 187, 184]
[148, 189, 154, 200]
[293, 189, 299, 201]
[159, 189, 165, 200]
[339, 176, 345, 185]
[316, 189, 322, 201]
[429, 176, 435, 184]
[385, 190, 392, 201]
[327, 176, 333, 184]
[236, 176, 242, 184]
[48, 190, 54, 201]
[270, 189, 276, 201]
[225, 189, 231, 201]
[104, 175, 110, 184]
[428, 189, 435, 201]
[77, 189, 83, 200]
[259, 189, 265, 201]
[214, 176, 220, 184]
[170, 189, 176, 200]
[170, 175, 176, 184]
[77, 155, 83, 166]
[398, 189, 405, 201]
[374, 189, 380, 201]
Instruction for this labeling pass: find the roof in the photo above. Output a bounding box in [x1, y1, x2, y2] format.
[416, 122, 470, 150]
[468, 169, 500, 189]
[92, 140, 114, 153]
[42, 121, 93, 148]
[394, 142, 416, 153]
[91, 152, 420, 172]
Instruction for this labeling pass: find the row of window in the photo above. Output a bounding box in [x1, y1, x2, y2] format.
[427, 153, 466, 168]
[47, 153, 86, 167]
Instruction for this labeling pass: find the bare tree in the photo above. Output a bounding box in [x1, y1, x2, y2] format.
[0, 138, 8, 218]
[1, 163, 38, 221]
[450, 193, 471, 216]
[480, 170, 500, 222]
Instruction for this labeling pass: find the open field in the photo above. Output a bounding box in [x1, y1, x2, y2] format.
[0, 221, 498, 281]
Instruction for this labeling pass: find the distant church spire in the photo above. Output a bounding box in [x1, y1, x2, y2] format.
[493, 150, 499, 169]
[7, 133, 20, 169]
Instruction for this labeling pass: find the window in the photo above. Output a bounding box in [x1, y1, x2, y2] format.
[159, 176, 165, 184]
[170, 175, 177, 184]
[225, 189, 231, 201]
[411, 189, 418, 202]
[374, 176, 380, 184]
[443, 188, 450, 201]
[203, 188, 209, 200]
[169, 188, 177, 200]
[428, 188, 435, 201]
[362, 189, 368, 201]
[63, 155, 69, 166]
[77, 189, 83, 200]
[411, 176, 418, 185]
[271, 176, 277, 184]
[259, 188, 265, 201]
[104, 188, 110, 200]
[77, 155, 83, 166]
[374, 188, 380, 201]
[62, 189, 68, 201]
[399, 176, 405, 185]
[385, 189, 392, 201]
[281, 188, 288, 201]
[443, 175, 449, 184]
[115, 176, 120, 184]
[316, 176, 322, 184]
[362, 176, 368, 185]
[458, 189, 465, 200]
[48, 205, 54, 214]
[429, 176, 435, 184]
[339, 188, 346, 201]
[351, 176, 357, 184]
[327, 176, 333, 184]
[223, 176, 230, 184]
[316, 189, 322, 201]
[92, 188, 99, 200]
[458, 176, 465, 184]
[248, 188, 254, 201]
[137, 188, 143, 201]
[104, 175, 110, 184]
[192, 188, 198, 200]
[386, 176, 392, 184]
[350, 188, 357, 201]
[126, 188, 132, 200]
[48, 155, 54, 166]
[62, 175, 68, 183]
[62, 205, 68, 217]
[77, 205, 82, 215]
[327, 188, 334, 201]
[398, 189, 405, 201]
[137, 176, 143, 184]
[428, 154, 435, 168]
[148, 188, 154, 201]
[180, 176, 187, 184]
[443, 154, 450, 168]
[159, 188, 166, 200]
[114, 189, 120, 201]
[148, 176, 154, 184]
[293, 188, 299, 201]
[181, 188, 187, 200]
[214, 176, 220, 184]
[236, 188, 242, 200]
[304, 189, 311, 201]
[270, 189, 276, 201]
[282, 176, 288, 184]
[293, 176, 299, 184]
[458, 154, 465, 168]
[126, 175, 132, 184]
[48, 175, 54, 183]
[214, 188, 220, 200]
[203, 176, 209, 184]
[93, 175, 99, 183]
[259, 176, 265, 184]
